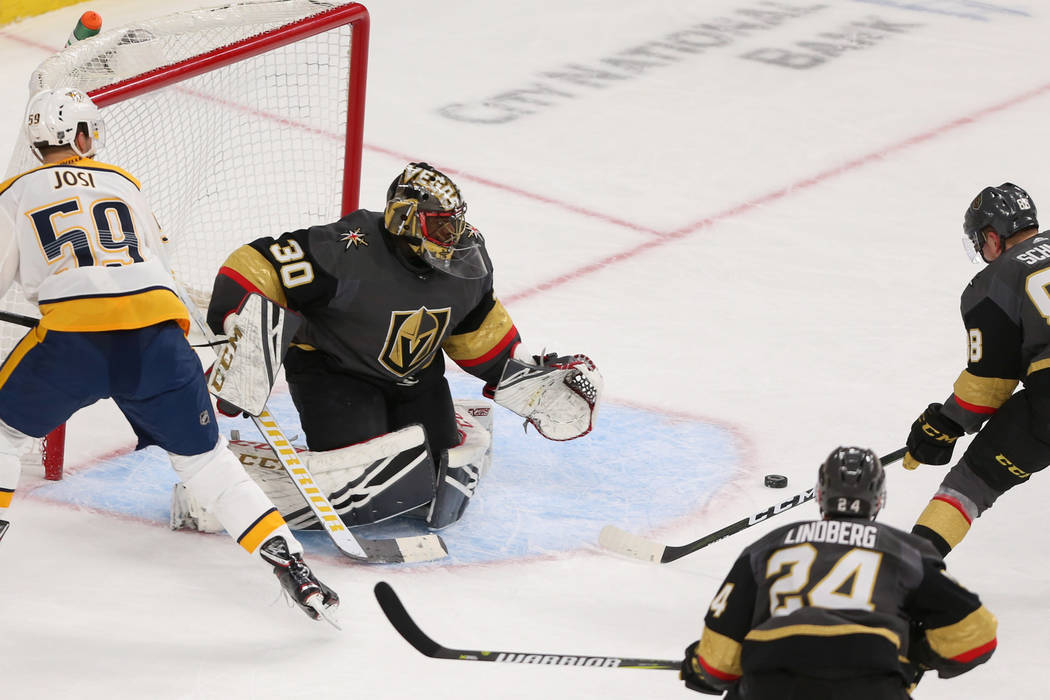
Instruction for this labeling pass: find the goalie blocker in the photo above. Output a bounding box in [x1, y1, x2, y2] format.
[172, 400, 493, 533]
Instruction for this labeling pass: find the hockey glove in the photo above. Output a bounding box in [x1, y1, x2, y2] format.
[204, 366, 249, 418]
[680, 641, 724, 696]
[902, 621, 932, 694]
[904, 403, 963, 470]
[491, 348, 604, 441]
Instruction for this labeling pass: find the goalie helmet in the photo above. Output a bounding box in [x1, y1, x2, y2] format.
[963, 182, 1038, 262]
[25, 88, 105, 162]
[816, 446, 885, 521]
[383, 162, 487, 279]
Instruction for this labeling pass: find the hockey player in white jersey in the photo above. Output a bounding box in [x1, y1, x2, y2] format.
[0, 88, 337, 623]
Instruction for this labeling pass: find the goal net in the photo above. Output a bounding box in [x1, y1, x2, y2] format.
[1, 0, 369, 479]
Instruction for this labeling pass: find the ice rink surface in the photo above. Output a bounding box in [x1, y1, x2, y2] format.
[1, 1, 1048, 698]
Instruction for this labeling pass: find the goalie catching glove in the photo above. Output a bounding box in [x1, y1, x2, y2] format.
[489, 345, 603, 441]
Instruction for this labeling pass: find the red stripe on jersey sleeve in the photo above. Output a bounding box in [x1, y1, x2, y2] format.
[218, 266, 266, 297]
[953, 637, 997, 663]
[698, 655, 741, 682]
[455, 326, 519, 367]
[953, 395, 998, 415]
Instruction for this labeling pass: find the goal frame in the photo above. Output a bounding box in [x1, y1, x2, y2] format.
[28, 2, 370, 480]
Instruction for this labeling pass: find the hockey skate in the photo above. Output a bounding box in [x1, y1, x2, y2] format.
[259, 536, 340, 627]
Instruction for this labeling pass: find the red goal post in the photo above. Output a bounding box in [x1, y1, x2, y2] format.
[0, 0, 370, 480]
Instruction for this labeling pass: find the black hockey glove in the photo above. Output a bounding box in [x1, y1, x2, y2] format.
[904, 403, 963, 470]
[680, 641, 723, 696]
[902, 621, 932, 694]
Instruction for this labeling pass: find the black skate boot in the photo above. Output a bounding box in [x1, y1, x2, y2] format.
[259, 536, 340, 624]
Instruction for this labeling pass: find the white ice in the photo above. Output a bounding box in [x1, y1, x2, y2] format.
[0, 1, 1047, 698]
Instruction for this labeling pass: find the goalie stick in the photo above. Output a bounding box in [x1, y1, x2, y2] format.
[183, 291, 448, 564]
[251, 409, 447, 563]
[373, 581, 678, 670]
[599, 447, 907, 564]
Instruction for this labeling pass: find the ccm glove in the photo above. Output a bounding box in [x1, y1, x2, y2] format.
[680, 641, 723, 695]
[904, 403, 964, 470]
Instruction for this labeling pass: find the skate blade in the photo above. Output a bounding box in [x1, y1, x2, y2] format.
[308, 597, 342, 630]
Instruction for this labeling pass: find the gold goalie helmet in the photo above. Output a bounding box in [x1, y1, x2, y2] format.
[384, 162, 488, 279]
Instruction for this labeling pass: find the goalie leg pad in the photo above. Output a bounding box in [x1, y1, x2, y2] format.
[169, 435, 301, 556]
[425, 402, 493, 529]
[453, 399, 494, 477]
[426, 451, 482, 530]
[232, 425, 436, 530]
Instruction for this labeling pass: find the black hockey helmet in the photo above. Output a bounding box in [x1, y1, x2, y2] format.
[963, 182, 1038, 261]
[816, 446, 885, 521]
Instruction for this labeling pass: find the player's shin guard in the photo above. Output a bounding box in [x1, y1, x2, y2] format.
[912, 469, 984, 556]
[0, 417, 34, 516]
[169, 435, 302, 558]
[913, 497, 972, 557]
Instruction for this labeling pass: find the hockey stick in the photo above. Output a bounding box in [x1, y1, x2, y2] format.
[0, 307, 223, 349]
[178, 288, 447, 564]
[0, 310, 38, 328]
[373, 581, 679, 670]
[251, 409, 447, 563]
[599, 447, 907, 564]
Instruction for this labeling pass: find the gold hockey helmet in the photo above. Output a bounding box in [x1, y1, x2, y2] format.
[384, 162, 487, 279]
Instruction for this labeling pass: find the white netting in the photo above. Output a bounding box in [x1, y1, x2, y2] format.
[0, 0, 367, 471]
[2, 0, 363, 343]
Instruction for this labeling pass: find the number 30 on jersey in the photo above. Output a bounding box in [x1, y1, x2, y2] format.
[269, 239, 314, 288]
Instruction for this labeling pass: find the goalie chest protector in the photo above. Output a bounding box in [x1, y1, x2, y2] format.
[246, 210, 497, 383]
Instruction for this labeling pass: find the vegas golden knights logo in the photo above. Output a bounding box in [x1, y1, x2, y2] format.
[380, 307, 452, 377]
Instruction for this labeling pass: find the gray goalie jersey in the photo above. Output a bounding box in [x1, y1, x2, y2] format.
[207, 210, 520, 387]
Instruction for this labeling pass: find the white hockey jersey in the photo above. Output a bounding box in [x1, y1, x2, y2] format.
[0, 156, 188, 334]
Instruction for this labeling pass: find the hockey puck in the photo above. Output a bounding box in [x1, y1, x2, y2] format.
[764, 474, 788, 488]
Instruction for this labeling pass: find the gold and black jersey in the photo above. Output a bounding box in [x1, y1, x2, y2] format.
[691, 519, 996, 691]
[944, 231, 1050, 431]
[207, 210, 519, 387]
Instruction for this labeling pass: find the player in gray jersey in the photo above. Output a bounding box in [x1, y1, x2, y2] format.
[680, 447, 996, 700]
[902, 183, 1050, 556]
[205, 163, 602, 530]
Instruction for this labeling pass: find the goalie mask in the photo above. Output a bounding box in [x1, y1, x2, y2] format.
[383, 162, 488, 279]
[25, 88, 105, 162]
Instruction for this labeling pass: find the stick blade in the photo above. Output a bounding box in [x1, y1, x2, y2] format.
[359, 533, 448, 563]
[374, 581, 444, 657]
[598, 525, 666, 563]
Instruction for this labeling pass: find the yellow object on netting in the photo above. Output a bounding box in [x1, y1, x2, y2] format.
[0, 0, 84, 26]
